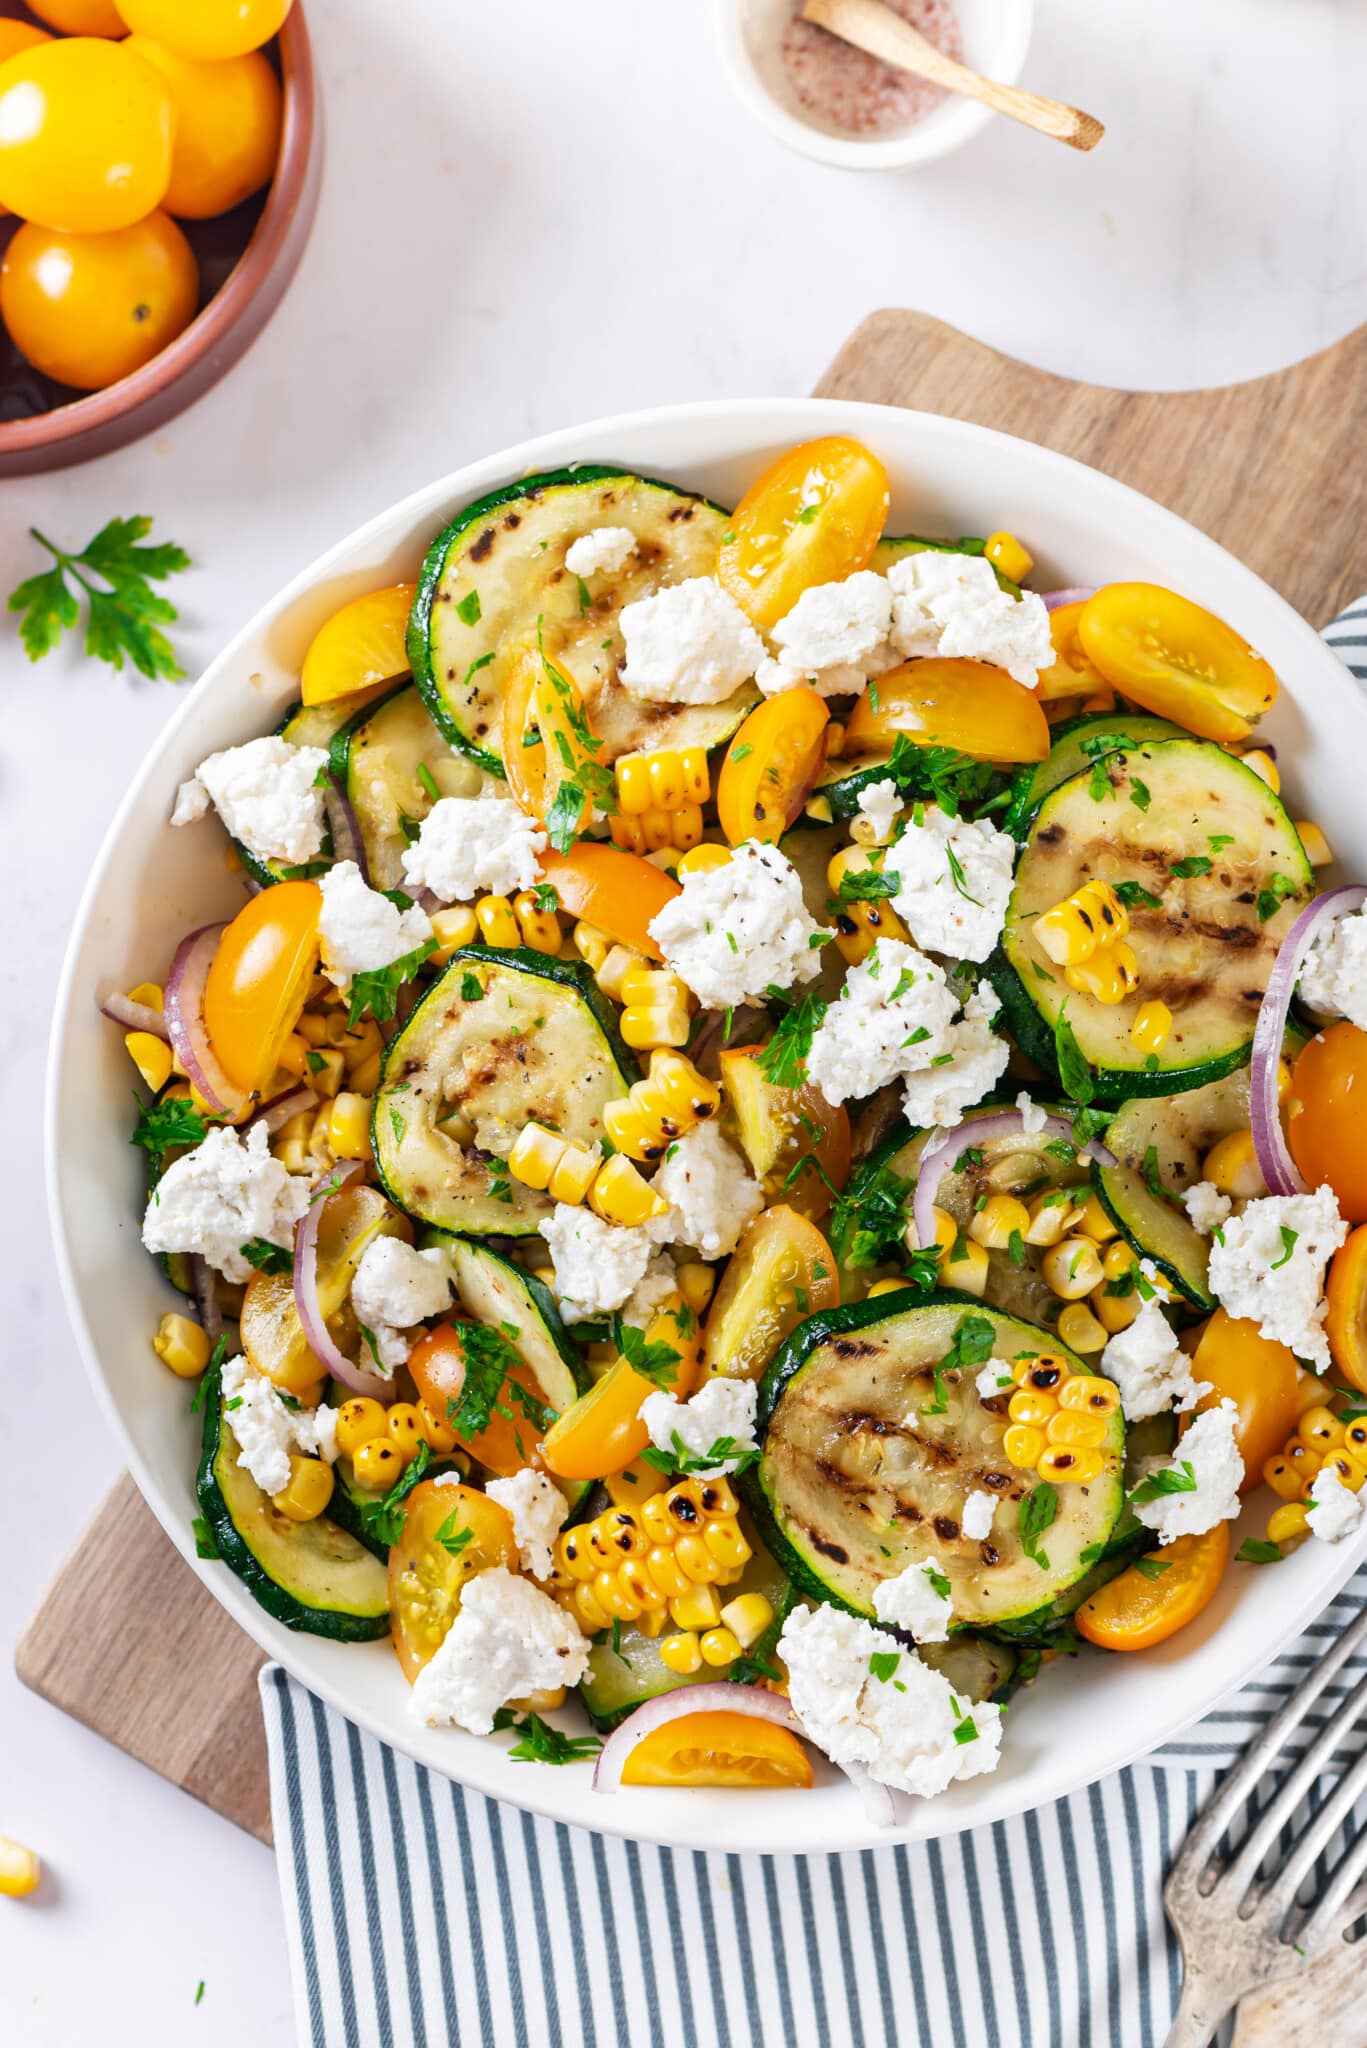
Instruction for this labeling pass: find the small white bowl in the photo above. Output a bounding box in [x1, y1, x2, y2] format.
[711, 0, 1034, 169]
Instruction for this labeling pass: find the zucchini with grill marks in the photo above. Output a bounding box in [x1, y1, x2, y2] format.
[1001, 709, 1186, 840]
[329, 682, 501, 892]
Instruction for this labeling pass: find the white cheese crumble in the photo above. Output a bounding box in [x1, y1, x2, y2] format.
[485, 1470, 571, 1580]
[409, 1568, 589, 1735]
[349, 1238, 454, 1372]
[1131, 1398, 1245, 1545]
[805, 940, 1008, 1122]
[1306, 1465, 1365, 1545]
[565, 526, 637, 579]
[1099, 1297, 1210, 1423]
[538, 1205, 663, 1322]
[884, 553, 1053, 688]
[142, 1122, 311, 1284]
[649, 840, 829, 1008]
[317, 860, 432, 990]
[855, 778, 901, 845]
[778, 1603, 1002, 1799]
[399, 794, 546, 904]
[961, 1489, 998, 1542]
[1207, 1187, 1347, 1371]
[872, 1560, 953, 1644]
[757, 571, 895, 698]
[1298, 910, 1367, 1030]
[1015, 1091, 1048, 1135]
[1183, 1181, 1233, 1235]
[220, 1352, 337, 1498]
[172, 735, 330, 865]
[621, 1253, 679, 1330]
[975, 1360, 1016, 1400]
[898, 982, 1009, 1129]
[639, 1375, 759, 1476]
[653, 1121, 764, 1260]
[619, 578, 765, 705]
[884, 803, 1016, 963]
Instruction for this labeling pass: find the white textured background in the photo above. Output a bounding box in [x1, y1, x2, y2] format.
[3, 0, 1366, 2039]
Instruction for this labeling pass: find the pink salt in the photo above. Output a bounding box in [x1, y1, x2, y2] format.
[780, 0, 963, 135]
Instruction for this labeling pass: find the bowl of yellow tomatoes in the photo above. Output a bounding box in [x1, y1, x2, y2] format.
[0, 0, 318, 474]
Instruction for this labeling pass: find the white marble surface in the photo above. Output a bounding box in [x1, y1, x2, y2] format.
[2, 0, 1365, 2039]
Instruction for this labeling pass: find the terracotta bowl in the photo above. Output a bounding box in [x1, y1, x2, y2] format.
[0, 1, 320, 475]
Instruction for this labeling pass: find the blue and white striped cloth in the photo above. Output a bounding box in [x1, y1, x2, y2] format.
[260, 603, 1367, 2048]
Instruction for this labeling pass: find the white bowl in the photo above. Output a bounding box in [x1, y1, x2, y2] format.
[711, 0, 1033, 169]
[49, 398, 1367, 1855]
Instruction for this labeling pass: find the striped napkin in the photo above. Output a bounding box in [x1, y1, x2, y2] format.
[260, 604, 1367, 2048]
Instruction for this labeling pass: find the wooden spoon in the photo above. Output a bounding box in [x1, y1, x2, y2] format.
[799, 0, 1104, 152]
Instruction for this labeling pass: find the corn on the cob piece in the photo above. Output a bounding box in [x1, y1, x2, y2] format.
[553, 1478, 750, 1635]
[1034, 879, 1129, 967]
[603, 1049, 720, 1163]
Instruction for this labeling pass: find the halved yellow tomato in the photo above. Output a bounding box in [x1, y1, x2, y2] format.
[716, 688, 829, 846]
[702, 1206, 839, 1382]
[299, 583, 413, 706]
[203, 880, 321, 1096]
[499, 641, 604, 838]
[1326, 1223, 1367, 1395]
[1035, 601, 1107, 702]
[717, 437, 890, 631]
[541, 1300, 702, 1481]
[242, 1186, 412, 1395]
[621, 1710, 813, 1789]
[842, 658, 1050, 764]
[719, 1046, 850, 1222]
[388, 1479, 516, 1682]
[1075, 1522, 1229, 1651]
[409, 1321, 558, 1478]
[1190, 1308, 1301, 1490]
[1077, 584, 1278, 743]
[537, 843, 679, 961]
[1288, 1023, 1367, 1225]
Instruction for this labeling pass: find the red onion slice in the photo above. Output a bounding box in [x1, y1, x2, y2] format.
[163, 924, 248, 1118]
[593, 1684, 811, 1794]
[189, 1254, 222, 1347]
[1042, 587, 1098, 612]
[246, 1083, 318, 1137]
[911, 1109, 1115, 1251]
[323, 776, 368, 880]
[99, 990, 171, 1039]
[292, 1161, 396, 1400]
[1249, 886, 1367, 1197]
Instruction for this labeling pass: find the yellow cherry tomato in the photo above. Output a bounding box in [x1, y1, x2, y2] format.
[25, 0, 124, 31]
[1288, 1022, 1367, 1225]
[621, 1710, 813, 1789]
[1077, 583, 1278, 743]
[388, 1479, 516, 1684]
[718, 436, 890, 630]
[1035, 601, 1107, 702]
[202, 880, 321, 1096]
[719, 1046, 850, 1222]
[124, 38, 281, 219]
[716, 687, 829, 846]
[0, 20, 50, 218]
[299, 583, 414, 707]
[1190, 1307, 1301, 1491]
[1076, 1522, 1230, 1651]
[537, 843, 679, 962]
[1, 212, 196, 390]
[540, 1357, 659, 1481]
[113, 0, 292, 61]
[701, 1205, 840, 1383]
[0, 38, 174, 233]
[241, 1186, 412, 1395]
[499, 640, 602, 840]
[1326, 1223, 1367, 1396]
[843, 657, 1050, 764]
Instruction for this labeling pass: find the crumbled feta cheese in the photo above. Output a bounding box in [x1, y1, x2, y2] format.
[173, 735, 329, 865]
[805, 940, 1007, 1121]
[142, 1122, 311, 1284]
[1207, 1187, 1347, 1370]
[855, 778, 901, 845]
[1306, 1465, 1365, 1544]
[410, 1568, 589, 1735]
[1298, 910, 1367, 1030]
[884, 553, 1053, 688]
[883, 803, 1016, 962]
[873, 1560, 953, 1643]
[538, 1205, 662, 1322]
[318, 860, 432, 990]
[653, 1121, 764, 1260]
[639, 1376, 759, 1475]
[975, 1359, 1016, 1400]
[349, 1239, 453, 1373]
[961, 1489, 997, 1542]
[758, 572, 895, 698]
[485, 1470, 570, 1580]
[621, 1253, 679, 1329]
[1015, 1091, 1048, 1135]
[1099, 1297, 1210, 1422]
[778, 1603, 1002, 1799]
[1183, 1181, 1233, 1235]
[565, 525, 637, 579]
[619, 578, 764, 704]
[897, 982, 1010, 1130]
[220, 1352, 337, 1497]
[649, 840, 828, 1007]
[400, 795, 546, 904]
[1131, 1398, 1244, 1545]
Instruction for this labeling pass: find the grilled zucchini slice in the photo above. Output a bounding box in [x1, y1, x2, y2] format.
[329, 683, 500, 891]
[1000, 709, 1186, 840]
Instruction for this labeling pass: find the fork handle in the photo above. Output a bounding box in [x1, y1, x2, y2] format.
[1163, 1968, 1238, 2048]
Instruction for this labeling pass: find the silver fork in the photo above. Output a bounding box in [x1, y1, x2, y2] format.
[1162, 1594, 1367, 2047]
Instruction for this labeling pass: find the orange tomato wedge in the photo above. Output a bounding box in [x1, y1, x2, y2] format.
[1077, 583, 1278, 743]
[701, 1206, 840, 1383]
[299, 583, 414, 706]
[499, 641, 605, 839]
[716, 688, 829, 846]
[542, 1300, 702, 1481]
[203, 880, 321, 1096]
[1288, 1022, 1367, 1225]
[1190, 1309, 1302, 1490]
[1326, 1222, 1367, 1395]
[842, 658, 1050, 764]
[1076, 1522, 1229, 1652]
[538, 843, 679, 961]
[719, 1047, 850, 1222]
[621, 1710, 813, 1789]
[1035, 601, 1107, 702]
[408, 1322, 557, 1478]
[717, 436, 890, 631]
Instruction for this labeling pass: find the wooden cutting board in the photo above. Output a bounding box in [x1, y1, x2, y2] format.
[17, 312, 1367, 2040]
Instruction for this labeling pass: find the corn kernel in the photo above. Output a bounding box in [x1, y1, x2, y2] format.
[1266, 1501, 1311, 1549]
[1285, 1439, 1323, 1484]
[1043, 1237, 1105, 1300]
[1009, 1387, 1057, 1428]
[474, 895, 520, 948]
[1039, 1445, 1104, 1485]
[604, 1460, 668, 1505]
[985, 530, 1034, 582]
[967, 1193, 1030, 1251]
[418, 1402, 457, 1456]
[719, 1592, 774, 1649]
[1075, 1192, 1119, 1243]
[1299, 1405, 1345, 1453]
[0, 1835, 41, 1898]
[1059, 1373, 1120, 1415]
[1102, 1240, 1138, 1284]
[825, 723, 845, 759]
[1066, 950, 1130, 1005]
[597, 944, 646, 1003]
[867, 1277, 909, 1298]
[588, 1153, 669, 1227]
[324, 1092, 373, 1163]
[659, 1631, 703, 1676]
[676, 843, 731, 878]
[1345, 1420, 1367, 1458]
[620, 1001, 691, 1051]
[1131, 1001, 1172, 1056]
[942, 1237, 990, 1298]
[804, 795, 835, 824]
[700, 1626, 743, 1667]
[1047, 1408, 1108, 1450]
[1324, 1451, 1367, 1493]
[1056, 1302, 1108, 1353]
[272, 1453, 335, 1522]
[1092, 1287, 1141, 1334]
[670, 1582, 722, 1631]
[125, 1029, 173, 1092]
[430, 904, 480, 964]
[927, 1205, 960, 1255]
[1203, 1129, 1265, 1200]
[547, 1140, 602, 1208]
[1241, 748, 1280, 792]
[353, 1438, 405, 1492]
[1296, 822, 1333, 869]
[335, 1397, 387, 1458]
[297, 1011, 329, 1046]
[151, 1311, 211, 1379]
[1023, 1190, 1083, 1247]
[1262, 1453, 1305, 1501]
[676, 1261, 716, 1316]
[128, 980, 165, 1011]
[1035, 880, 1128, 966]
[349, 1050, 382, 1096]
[573, 920, 612, 972]
[387, 1402, 428, 1463]
[1003, 1422, 1045, 1468]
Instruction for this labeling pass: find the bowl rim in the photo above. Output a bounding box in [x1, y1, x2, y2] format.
[709, 0, 1035, 170]
[47, 393, 1367, 1854]
[0, 3, 317, 457]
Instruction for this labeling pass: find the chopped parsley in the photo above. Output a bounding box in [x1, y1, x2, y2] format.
[617, 1321, 684, 1391]
[1018, 1482, 1058, 1570]
[830, 1161, 913, 1271]
[1129, 777, 1152, 812]
[354, 1443, 433, 1549]
[836, 866, 896, 904]
[1053, 1000, 1095, 1105]
[239, 1238, 292, 1275]
[433, 1509, 476, 1559]
[925, 1564, 951, 1601]
[416, 762, 441, 803]
[347, 939, 435, 1027]
[942, 1312, 996, 1375]
[1113, 880, 1162, 910]
[868, 1650, 901, 1684]
[1256, 872, 1298, 923]
[491, 1707, 602, 1766]
[131, 1091, 211, 1174]
[641, 1432, 759, 1478]
[757, 987, 828, 1090]
[445, 1323, 553, 1441]
[1236, 1538, 1285, 1565]
[1129, 1459, 1197, 1505]
[461, 970, 483, 1001]
[1140, 1145, 1168, 1200]
[944, 842, 980, 904]
[1271, 1225, 1298, 1270]
[920, 1363, 950, 1417]
[1169, 855, 1212, 879]
[1208, 833, 1235, 852]
[455, 588, 481, 626]
[1134, 1556, 1172, 1581]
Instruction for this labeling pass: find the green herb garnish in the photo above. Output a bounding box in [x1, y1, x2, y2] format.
[9, 516, 190, 679]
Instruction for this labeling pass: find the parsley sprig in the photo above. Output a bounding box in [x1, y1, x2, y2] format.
[757, 987, 828, 1090]
[347, 940, 435, 1028]
[491, 1707, 602, 1766]
[10, 517, 190, 678]
[131, 1091, 210, 1175]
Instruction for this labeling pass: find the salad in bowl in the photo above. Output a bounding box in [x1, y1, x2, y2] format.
[101, 434, 1367, 1819]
